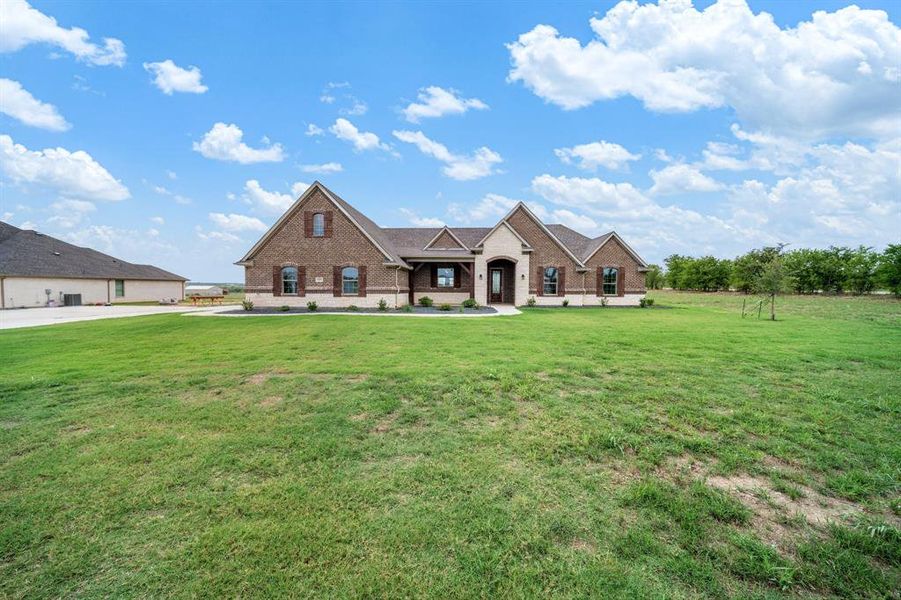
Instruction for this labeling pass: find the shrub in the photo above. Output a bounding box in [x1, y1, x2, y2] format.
[600, 297, 608, 307]
[645, 298, 654, 307]
[639, 297, 648, 308]
[347, 304, 359, 312]
[438, 303, 452, 311]
[526, 296, 536, 307]
[377, 298, 389, 311]
[562, 299, 569, 307]
[462, 298, 478, 309]
[241, 299, 254, 311]
[418, 296, 433, 307]
[278, 305, 291, 312]
[306, 301, 318, 312]
[401, 303, 413, 313]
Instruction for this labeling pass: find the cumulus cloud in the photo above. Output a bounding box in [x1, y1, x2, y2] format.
[329, 118, 391, 152]
[143, 60, 208, 95]
[305, 124, 324, 136]
[47, 199, 95, 228]
[242, 180, 308, 215]
[402, 86, 488, 123]
[193, 123, 284, 164]
[208, 212, 268, 232]
[0, 134, 129, 201]
[0, 79, 70, 131]
[507, 0, 901, 139]
[554, 140, 640, 171]
[649, 164, 725, 195]
[150, 216, 165, 225]
[399, 208, 445, 227]
[392, 130, 502, 180]
[448, 193, 521, 224]
[0, 0, 126, 66]
[300, 162, 343, 174]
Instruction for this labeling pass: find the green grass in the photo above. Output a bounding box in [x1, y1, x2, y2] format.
[1, 291, 899, 598]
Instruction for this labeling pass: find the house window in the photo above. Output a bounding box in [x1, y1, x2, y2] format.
[543, 267, 558, 296]
[603, 267, 618, 295]
[115, 279, 125, 297]
[312, 213, 325, 237]
[342, 267, 359, 295]
[282, 267, 298, 294]
[436, 267, 454, 287]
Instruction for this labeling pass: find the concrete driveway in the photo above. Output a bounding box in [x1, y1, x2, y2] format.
[0, 305, 212, 330]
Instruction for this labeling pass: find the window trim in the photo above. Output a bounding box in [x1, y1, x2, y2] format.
[543, 267, 558, 296]
[281, 266, 298, 295]
[436, 266, 455, 288]
[312, 212, 326, 237]
[342, 266, 359, 296]
[602, 267, 618, 296]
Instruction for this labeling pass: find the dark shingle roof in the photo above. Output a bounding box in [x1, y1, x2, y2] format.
[381, 227, 493, 254]
[0, 222, 187, 280]
[545, 225, 615, 260]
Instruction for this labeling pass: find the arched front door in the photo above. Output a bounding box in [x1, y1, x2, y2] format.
[489, 268, 503, 303]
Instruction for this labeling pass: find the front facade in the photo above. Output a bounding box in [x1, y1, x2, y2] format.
[0, 222, 186, 308]
[238, 182, 648, 308]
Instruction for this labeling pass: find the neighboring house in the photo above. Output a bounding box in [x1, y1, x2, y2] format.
[0, 222, 186, 308]
[237, 182, 648, 308]
[185, 284, 225, 297]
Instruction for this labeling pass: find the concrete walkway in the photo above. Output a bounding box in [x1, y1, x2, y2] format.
[0, 305, 212, 330]
[185, 304, 522, 319]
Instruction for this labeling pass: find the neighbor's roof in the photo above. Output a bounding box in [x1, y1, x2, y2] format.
[0, 222, 187, 281]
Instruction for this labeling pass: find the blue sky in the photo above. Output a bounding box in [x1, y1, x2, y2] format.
[1, 0, 899, 281]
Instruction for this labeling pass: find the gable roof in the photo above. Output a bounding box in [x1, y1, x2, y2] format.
[236, 183, 646, 268]
[0, 223, 186, 281]
[237, 181, 408, 267]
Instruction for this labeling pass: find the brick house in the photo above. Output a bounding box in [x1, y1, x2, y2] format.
[237, 182, 649, 307]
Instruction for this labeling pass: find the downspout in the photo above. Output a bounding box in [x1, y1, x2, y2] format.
[581, 272, 586, 307]
[1, 277, 4, 309]
[107, 279, 111, 304]
[394, 267, 400, 309]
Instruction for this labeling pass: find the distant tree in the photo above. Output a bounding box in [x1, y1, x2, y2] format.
[685, 256, 732, 291]
[753, 256, 794, 321]
[843, 246, 879, 295]
[664, 255, 690, 290]
[782, 249, 822, 294]
[875, 244, 901, 296]
[819, 246, 851, 294]
[644, 264, 664, 290]
[732, 247, 781, 293]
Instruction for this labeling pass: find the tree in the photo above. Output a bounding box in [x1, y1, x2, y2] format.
[644, 264, 664, 290]
[664, 255, 690, 290]
[844, 246, 878, 295]
[753, 257, 794, 321]
[732, 247, 780, 293]
[875, 244, 901, 296]
[783, 249, 822, 294]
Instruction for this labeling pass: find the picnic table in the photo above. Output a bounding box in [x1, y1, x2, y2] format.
[189, 295, 224, 306]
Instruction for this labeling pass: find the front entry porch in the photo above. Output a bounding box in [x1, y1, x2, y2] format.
[407, 260, 475, 305]
[485, 258, 515, 305]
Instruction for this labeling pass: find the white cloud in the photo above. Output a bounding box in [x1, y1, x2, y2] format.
[339, 97, 368, 116]
[329, 118, 390, 152]
[300, 162, 343, 174]
[193, 123, 284, 164]
[143, 59, 208, 95]
[554, 140, 640, 171]
[507, 0, 901, 139]
[63, 225, 181, 273]
[305, 124, 324, 136]
[208, 212, 268, 232]
[0, 134, 129, 201]
[151, 216, 165, 225]
[649, 164, 724, 195]
[392, 130, 502, 180]
[399, 208, 445, 227]
[46, 198, 95, 228]
[243, 179, 307, 215]
[166, 170, 177, 180]
[402, 86, 488, 123]
[0, 79, 70, 131]
[196, 228, 242, 243]
[0, 0, 126, 66]
[448, 193, 520, 224]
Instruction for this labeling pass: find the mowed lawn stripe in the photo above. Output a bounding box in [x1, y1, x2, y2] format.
[1, 292, 899, 598]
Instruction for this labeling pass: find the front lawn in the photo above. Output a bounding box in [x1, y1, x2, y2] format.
[1, 292, 898, 598]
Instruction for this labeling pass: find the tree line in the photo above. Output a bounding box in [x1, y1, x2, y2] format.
[644, 244, 901, 296]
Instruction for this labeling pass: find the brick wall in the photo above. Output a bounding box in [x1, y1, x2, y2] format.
[244, 188, 407, 298]
[427, 230, 463, 249]
[584, 237, 646, 294]
[505, 207, 583, 294]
